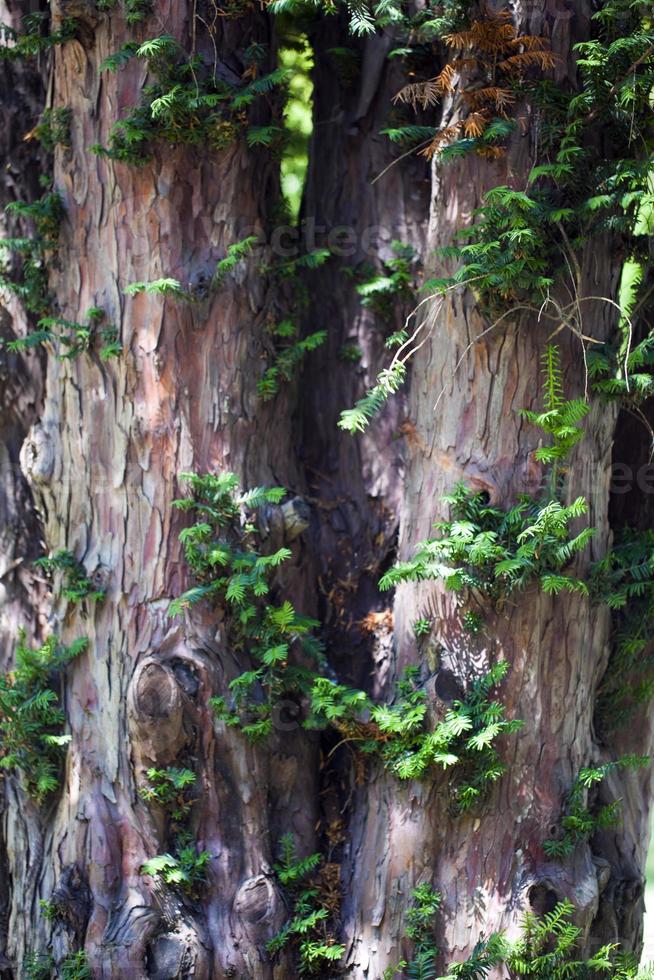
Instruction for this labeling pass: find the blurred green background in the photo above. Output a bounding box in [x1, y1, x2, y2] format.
[279, 36, 313, 222]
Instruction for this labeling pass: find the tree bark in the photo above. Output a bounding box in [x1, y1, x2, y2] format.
[1, 1, 654, 978]
[334, 3, 654, 973]
[4, 3, 317, 976]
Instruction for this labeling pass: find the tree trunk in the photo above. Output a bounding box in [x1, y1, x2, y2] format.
[319, 4, 654, 972]
[1, 1, 654, 978]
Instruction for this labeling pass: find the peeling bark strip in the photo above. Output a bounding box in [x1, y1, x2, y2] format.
[0, 0, 653, 978]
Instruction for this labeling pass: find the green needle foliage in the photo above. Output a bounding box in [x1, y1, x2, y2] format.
[257, 247, 330, 400]
[404, 0, 469, 41]
[0, 191, 115, 363]
[589, 333, 654, 408]
[431, 185, 562, 305]
[32, 108, 72, 152]
[338, 343, 363, 363]
[124, 277, 189, 299]
[269, 0, 405, 36]
[213, 235, 260, 286]
[97, 0, 153, 25]
[504, 901, 621, 979]
[383, 883, 443, 979]
[23, 952, 55, 980]
[437, 933, 508, 980]
[404, 884, 442, 979]
[139, 767, 197, 822]
[338, 362, 406, 434]
[0, 13, 76, 60]
[5, 189, 63, 244]
[24, 951, 92, 980]
[356, 241, 419, 320]
[337, 241, 419, 433]
[140, 834, 211, 897]
[406, 945, 436, 977]
[0, 632, 87, 803]
[35, 549, 106, 604]
[381, 123, 443, 151]
[519, 345, 589, 493]
[39, 899, 57, 922]
[591, 530, 654, 732]
[0, 189, 63, 316]
[424, 2, 654, 308]
[438, 900, 645, 979]
[379, 483, 592, 603]
[124, 242, 328, 398]
[7, 307, 121, 360]
[308, 661, 522, 810]
[139, 758, 206, 896]
[94, 36, 289, 163]
[257, 321, 327, 400]
[171, 472, 322, 740]
[389, 890, 647, 979]
[413, 618, 432, 638]
[172, 474, 521, 803]
[405, 884, 442, 946]
[268, 833, 345, 975]
[337, 1, 654, 433]
[380, 345, 593, 604]
[543, 755, 649, 858]
[59, 952, 92, 980]
[587, 254, 654, 410]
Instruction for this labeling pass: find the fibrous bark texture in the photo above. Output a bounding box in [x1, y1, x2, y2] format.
[1, 0, 653, 978]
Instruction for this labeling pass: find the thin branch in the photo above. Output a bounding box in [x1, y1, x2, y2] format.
[370, 138, 434, 186]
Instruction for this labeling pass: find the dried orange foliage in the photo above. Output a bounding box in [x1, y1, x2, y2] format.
[394, 12, 555, 158]
[359, 609, 394, 634]
[316, 862, 342, 916]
